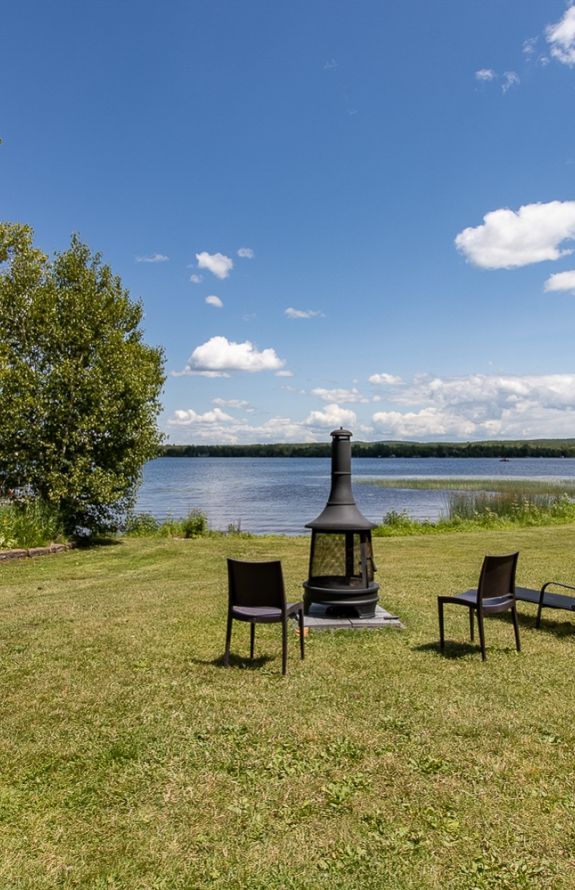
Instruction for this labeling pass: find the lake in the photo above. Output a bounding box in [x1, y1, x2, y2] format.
[135, 457, 575, 535]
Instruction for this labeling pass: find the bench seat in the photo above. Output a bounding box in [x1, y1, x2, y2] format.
[515, 583, 575, 627]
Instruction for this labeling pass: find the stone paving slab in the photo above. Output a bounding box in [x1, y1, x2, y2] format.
[302, 603, 403, 631]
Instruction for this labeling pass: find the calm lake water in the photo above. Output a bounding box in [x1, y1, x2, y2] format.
[135, 457, 575, 535]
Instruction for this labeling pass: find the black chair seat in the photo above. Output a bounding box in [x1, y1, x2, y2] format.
[443, 589, 515, 612]
[232, 602, 302, 623]
[224, 559, 305, 675]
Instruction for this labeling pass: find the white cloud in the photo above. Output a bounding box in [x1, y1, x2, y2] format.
[305, 403, 357, 428]
[502, 71, 520, 93]
[475, 68, 496, 81]
[284, 307, 324, 319]
[170, 407, 234, 425]
[523, 37, 538, 59]
[213, 398, 253, 411]
[373, 408, 476, 439]
[371, 373, 575, 440]
[237, 247, 254, 258]
[178, 335, 286, 375]
[136, 253, 169, 263]
[546, 5, 575, 67]
[167, 410, 318, 445]
[311, 387, 368, 404]
[544, 269, 575, 293]
[369, 372, 403, 386]
[275, 369, 294, 377]
[323, 58, 337, 70]
[195, 251, 234, 279]
[205, 295, 223, 308]
[190, 273, 203, 284]
[455, 200, 575, 269]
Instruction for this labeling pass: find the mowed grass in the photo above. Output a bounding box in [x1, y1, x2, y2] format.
[1, 530, 575, 889]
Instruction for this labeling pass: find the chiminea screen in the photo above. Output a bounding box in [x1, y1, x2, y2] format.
[309, 531, 375, 589]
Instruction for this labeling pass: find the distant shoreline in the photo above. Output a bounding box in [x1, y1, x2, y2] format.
[160, 440, 575, 459]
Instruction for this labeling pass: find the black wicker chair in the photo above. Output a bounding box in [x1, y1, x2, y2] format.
[224, 559, 305, 675]
[437, 552, 521, 661]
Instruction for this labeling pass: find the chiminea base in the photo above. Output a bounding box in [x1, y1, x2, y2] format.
[303, 580, 379, 619]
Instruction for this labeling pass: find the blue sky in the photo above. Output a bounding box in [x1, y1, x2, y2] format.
[2, 0, 575, 443]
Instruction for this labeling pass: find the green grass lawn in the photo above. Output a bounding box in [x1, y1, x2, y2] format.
[1, 528, 575, 889]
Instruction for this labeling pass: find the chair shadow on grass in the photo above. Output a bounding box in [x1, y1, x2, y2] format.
[417, 608, 575, 660]
[415, 641, 480, 659]
[188, 653, 275, 671]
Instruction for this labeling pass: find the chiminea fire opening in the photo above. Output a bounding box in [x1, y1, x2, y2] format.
[303, 428, 379, 619]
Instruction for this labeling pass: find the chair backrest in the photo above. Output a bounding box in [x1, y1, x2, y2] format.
[477, 552, 518, 602]
[227, 559, 286, 610]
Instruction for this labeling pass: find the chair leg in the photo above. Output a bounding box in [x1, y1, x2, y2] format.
[477, 609, 486, 661]
[536, 588, 544, 628]
[438, 599, 445, 650]
[224, 611, 233, 666]
[299, 608, 305, 660]
[250, 622, 255, 659]
[469, 608, 474, 642]
[512, 605, 521, 652]
[282, 616, 288, 675]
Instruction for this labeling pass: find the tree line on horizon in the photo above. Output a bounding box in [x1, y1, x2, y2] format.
[161, 439, 575, 459]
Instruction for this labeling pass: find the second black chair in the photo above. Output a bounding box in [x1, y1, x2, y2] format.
[224, 559, 305, 675]
[437, 552, 521, 661]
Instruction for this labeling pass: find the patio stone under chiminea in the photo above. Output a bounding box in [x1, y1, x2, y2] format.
[303, 428, 379, 619]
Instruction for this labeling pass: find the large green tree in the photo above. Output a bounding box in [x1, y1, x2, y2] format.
[0, 223, 165, 532]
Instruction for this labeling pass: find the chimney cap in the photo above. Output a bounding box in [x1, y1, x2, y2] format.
[331, 427, 352, 438]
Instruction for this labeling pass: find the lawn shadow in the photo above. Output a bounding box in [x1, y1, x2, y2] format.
[415, 640, 482, 659]
[189, 653, 275, 671]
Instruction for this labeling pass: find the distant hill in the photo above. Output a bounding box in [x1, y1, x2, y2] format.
[161, 439, 575, 459]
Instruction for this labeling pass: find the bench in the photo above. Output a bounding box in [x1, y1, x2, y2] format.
[515, 583, 575, 627]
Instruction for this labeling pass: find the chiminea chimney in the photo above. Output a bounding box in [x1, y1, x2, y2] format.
[303, 428, 379, 618]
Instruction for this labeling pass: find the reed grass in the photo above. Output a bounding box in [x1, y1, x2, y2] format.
[361, 477, 575, 495]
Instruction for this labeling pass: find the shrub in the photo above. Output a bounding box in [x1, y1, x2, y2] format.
[181, 509, 208, 538]
[0, 498, 65, 548]
[124, 512, 160, 537]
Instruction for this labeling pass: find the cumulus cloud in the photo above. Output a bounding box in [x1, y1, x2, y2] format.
[284, 307, 324, 319]
[455, 200, 575, 269]
[170, 407, 234, 425]
[190, 273, 203, 284]
[369, 372, 403, 386]
[195, 251, 234, 279]
[523, 37, 538, 59]
[544, 269, 575, 293]
[177, 335, 286, 376]
[237, 247, 254, 258]
[311, 387, 368, 404]
[167, 410, 317, 445]
[136, 253, 169, 263]
[305, 403, 357, 428]
[546, 5, 575, 67]
[475, 68, 496, 81]
[205, 295, 223, 308]
[371, 373, 575, 440]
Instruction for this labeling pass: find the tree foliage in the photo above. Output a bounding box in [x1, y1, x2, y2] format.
[0, 223, 165, 532]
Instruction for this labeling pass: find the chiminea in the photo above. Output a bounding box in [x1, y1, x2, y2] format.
[304, 428, 379, 618]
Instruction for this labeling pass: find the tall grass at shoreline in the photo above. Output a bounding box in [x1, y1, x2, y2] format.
[375, 486, 575, 536]
[361, 477, 575, 495]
